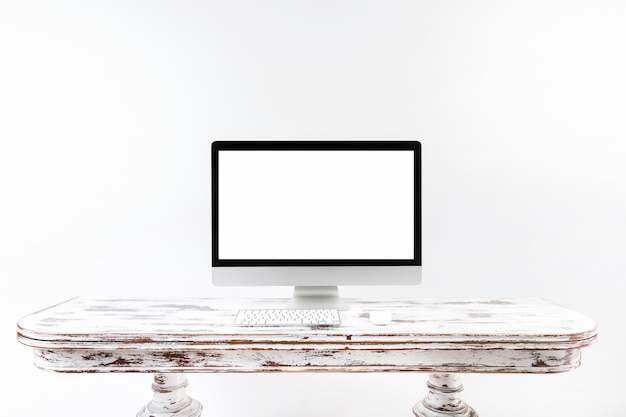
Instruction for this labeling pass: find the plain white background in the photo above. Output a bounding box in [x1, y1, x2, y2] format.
[1, 1, 624, 416]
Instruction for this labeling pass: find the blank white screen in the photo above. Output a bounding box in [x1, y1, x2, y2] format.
[218, 150, 414, 260]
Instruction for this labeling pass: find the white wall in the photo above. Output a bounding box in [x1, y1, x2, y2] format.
[1, 1, 624, 416]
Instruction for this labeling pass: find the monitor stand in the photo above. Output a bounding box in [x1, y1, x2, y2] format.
[287, 286, 350, 311]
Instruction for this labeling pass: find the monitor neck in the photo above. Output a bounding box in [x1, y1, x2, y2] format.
[287, 286, 350, 310]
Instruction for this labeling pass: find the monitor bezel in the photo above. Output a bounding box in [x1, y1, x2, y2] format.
[211, 140, 421, 267]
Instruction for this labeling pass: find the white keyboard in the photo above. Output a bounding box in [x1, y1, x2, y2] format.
[234, 308, 341, 327]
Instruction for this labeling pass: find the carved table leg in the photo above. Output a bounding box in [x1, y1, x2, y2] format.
[137, 373, 202, 417]
[413, 373, 478, 417]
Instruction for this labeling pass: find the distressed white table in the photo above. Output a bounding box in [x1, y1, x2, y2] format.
[17, 298, 597, 417]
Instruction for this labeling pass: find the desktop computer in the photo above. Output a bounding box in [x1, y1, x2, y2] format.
[211, 140, 421, 313]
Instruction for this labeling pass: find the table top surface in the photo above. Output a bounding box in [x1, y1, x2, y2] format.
[17, 297, 597, 349]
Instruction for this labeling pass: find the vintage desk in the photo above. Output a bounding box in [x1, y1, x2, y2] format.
[17, 297, 597, 417]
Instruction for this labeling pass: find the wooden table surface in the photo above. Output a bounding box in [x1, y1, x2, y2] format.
[17, 297, 597, 374]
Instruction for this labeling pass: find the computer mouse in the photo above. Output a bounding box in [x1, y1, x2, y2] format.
[369, 311, 392, 326]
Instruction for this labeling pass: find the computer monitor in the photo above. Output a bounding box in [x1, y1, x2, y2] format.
[211, 141, 421, 309]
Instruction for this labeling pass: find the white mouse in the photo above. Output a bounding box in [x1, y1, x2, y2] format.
[369, 311, 392, 326]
